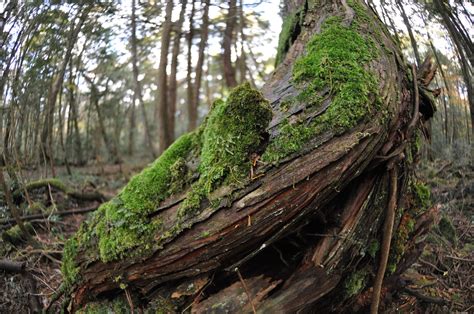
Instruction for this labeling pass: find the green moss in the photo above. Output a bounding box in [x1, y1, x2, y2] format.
[61, 236, 79, 287]
[169, 157, 188, 194]
[368, 239, 380, 258]
[62, 83, 272, 286]
[62, 132, 198, 280]
[25, 178, 68, 192]
[344, 269, 368, 297]
[263, 12, 381, 163]
[178, 82, 272, 217]
[275, 8, 305, 66]
[413, 181, 431, 210]
[120, 132, 196, 213]
[2, 222, 34, 245]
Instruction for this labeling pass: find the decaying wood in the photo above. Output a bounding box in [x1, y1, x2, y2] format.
[64, 1, 438, 312]
[0, 259, 25, 273]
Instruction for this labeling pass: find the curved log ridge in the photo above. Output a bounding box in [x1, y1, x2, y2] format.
[64, 0, 438, 312]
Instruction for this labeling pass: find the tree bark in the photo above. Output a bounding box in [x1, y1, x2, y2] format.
[63, 1, 438, 312]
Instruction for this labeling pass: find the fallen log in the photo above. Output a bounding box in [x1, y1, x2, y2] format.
[0, 203, 100, 226]
[58, 1, 438, 312]
[14, 178, 107, 203]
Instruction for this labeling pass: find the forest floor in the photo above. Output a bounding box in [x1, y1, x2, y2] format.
[0, 158, 472, 312]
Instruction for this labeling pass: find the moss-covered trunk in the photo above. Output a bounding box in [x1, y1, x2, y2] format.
[59, 0, 438, 312]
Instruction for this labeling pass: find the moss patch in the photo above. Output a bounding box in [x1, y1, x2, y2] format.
[2, 222, 34, 245]
[263, 11, 381, 163]
[344, 269, 368, 297]
[178, 82, 272, 217]
[62, 83, 272, 286]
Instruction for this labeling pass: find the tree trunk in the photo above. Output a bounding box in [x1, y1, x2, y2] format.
[156, 0, 174, 154]
[189, 0, 210, 131]
[130, 0, 157, 158]
[432, 0, 474, 133]
[222, 0, 238, 88]
[186, 0, 196, 132]
[168, 0, 187, 141]
[396, 0, 421, 66]
[40, 6, 89, 161]
[61, 1, 438, 312]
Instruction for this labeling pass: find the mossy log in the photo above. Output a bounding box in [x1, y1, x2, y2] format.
[15, 178, 107, 203]
[61, 1, 439, 312]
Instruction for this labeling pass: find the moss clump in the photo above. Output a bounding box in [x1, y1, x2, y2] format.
[344, 269, 368, 297]
[263, 13, 380, 163]
[412, 181, 431, 210]
[61, 132, 198, 280]
[62, 83, 272, 286]
[275, 8, 306, 66]
[2, 222, 34, 245]
[95, 132, 197, 262]
[178, 82, 272, 217]
[61, 236, 79, 287]
[25, 178, 68, 192]
[169, 157, 188, 194]
[368, 239, 380, 258]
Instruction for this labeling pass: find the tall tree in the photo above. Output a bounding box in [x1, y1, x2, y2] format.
[396, 0, 421, 66]
[156, 0, 174, 154]
[40, 5, 90, 161]
[130, 0, 156, 157]
[168, 0, 187, 140]
[432, 0, 473, 133]
[189, 0, 210, 131]
[222, 0, 238, 88]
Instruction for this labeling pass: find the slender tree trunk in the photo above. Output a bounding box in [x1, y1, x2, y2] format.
[168, 0, 187, 140]
[186, 0, 196, 132]
[84, 76, 120, 164]
[130, 0, 156, 158]
[396, 0, 421, 66]
[190, 0, 210, 131]
[40, 6, 89, 161]
[68, 60, 84, 165]
[156, 0, 174, 154]
[433, 0, 474, 133]
[222, 0, 238, 88]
